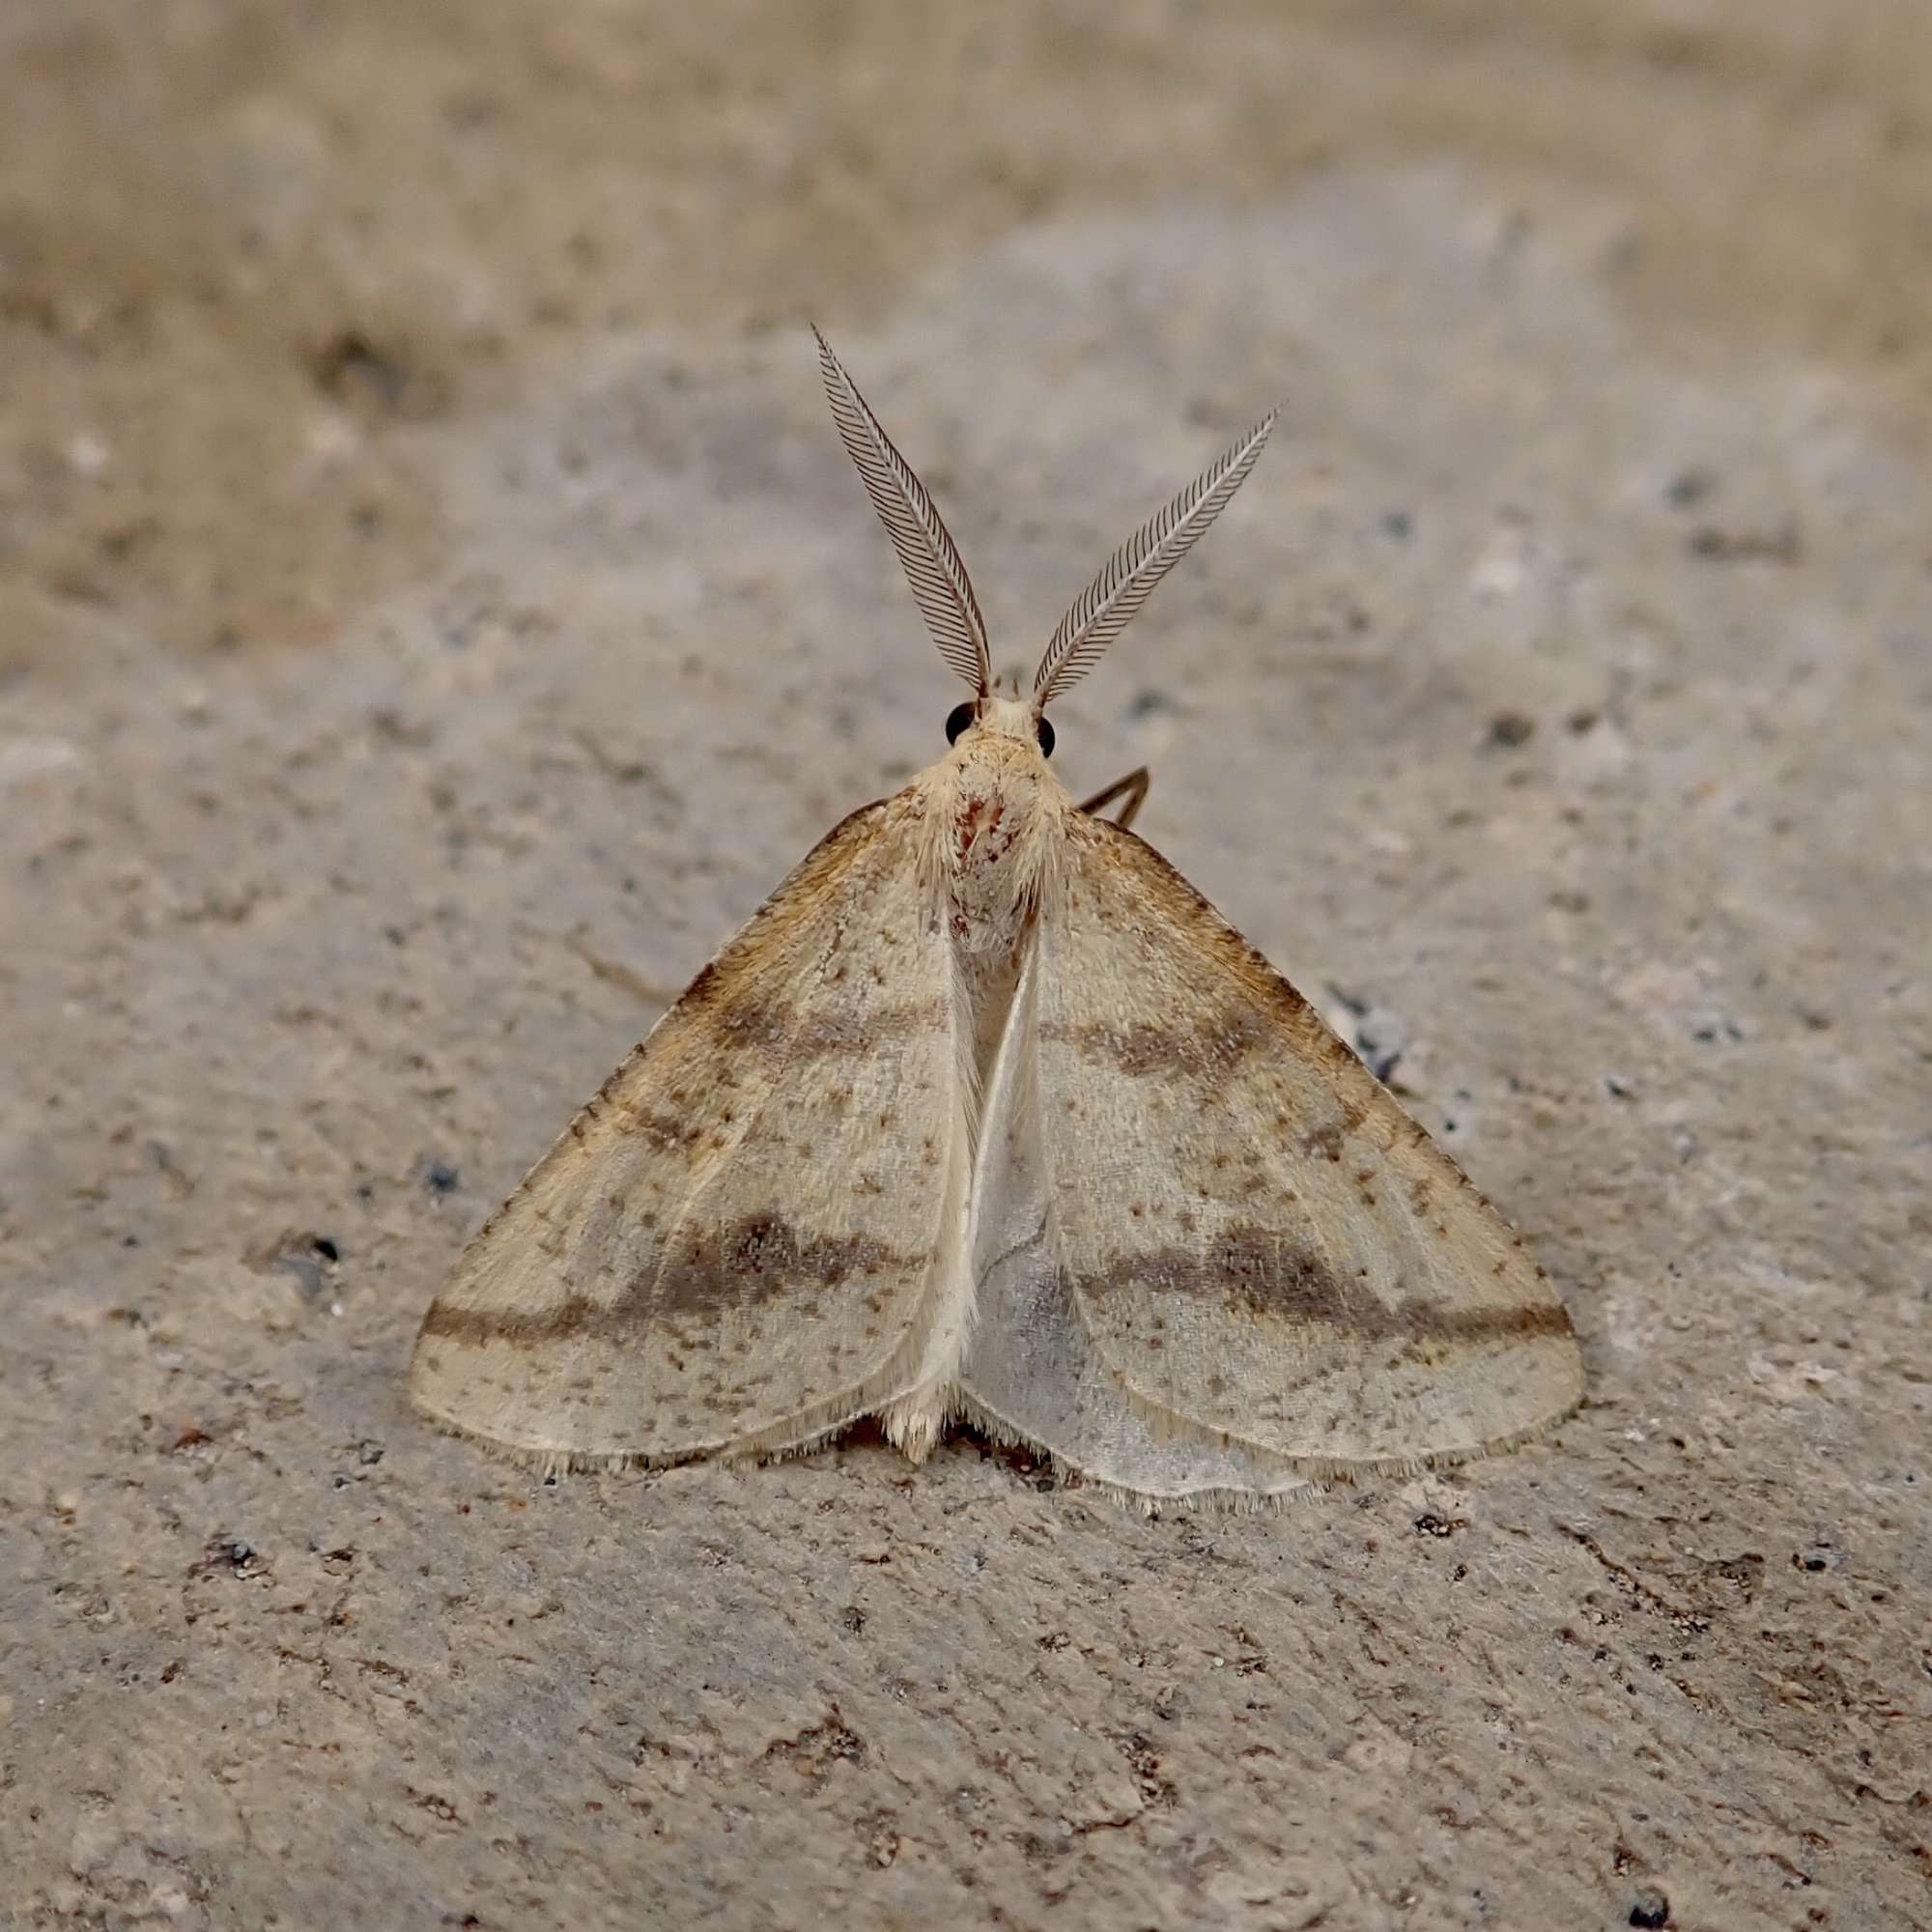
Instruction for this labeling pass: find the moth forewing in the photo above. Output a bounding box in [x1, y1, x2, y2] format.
[1027, 816, 1583, 1479]
[409, 797, 971, 1470]
[411, 334, 1582, 1504]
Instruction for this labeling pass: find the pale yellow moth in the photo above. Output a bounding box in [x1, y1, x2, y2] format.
[409, 330, 1583, 1507]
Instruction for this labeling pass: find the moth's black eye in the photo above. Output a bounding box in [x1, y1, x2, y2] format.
[945, 700, 977, 745]
[1036, 715, 1056, 758]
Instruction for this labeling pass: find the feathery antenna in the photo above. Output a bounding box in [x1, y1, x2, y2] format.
[814, 327, 992, 697]
[1033, 409, 1278, 710]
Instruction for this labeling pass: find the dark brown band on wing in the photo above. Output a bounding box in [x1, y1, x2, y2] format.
[1058, 816, 1398, 1088]
[703, 995, 949, 1059]
[418, 1213, 929, 1347]
[1039, 1006, 1272, 1082]
[1071, 1225, 1573, 1343]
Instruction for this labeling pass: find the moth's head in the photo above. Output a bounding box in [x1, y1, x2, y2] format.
[943, 681, 1056, 762]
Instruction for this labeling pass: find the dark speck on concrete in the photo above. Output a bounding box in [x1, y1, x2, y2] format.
[1664, 467, 1714, 507]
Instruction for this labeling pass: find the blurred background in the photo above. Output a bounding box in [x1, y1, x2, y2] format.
[2, 0, 1926, 666]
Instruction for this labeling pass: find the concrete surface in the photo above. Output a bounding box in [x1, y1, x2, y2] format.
[2, 6, 1928, 1928]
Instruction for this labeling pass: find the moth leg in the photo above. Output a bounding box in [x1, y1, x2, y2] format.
[566, 933, 679, 1009]
[1077, 766, 1151, 831]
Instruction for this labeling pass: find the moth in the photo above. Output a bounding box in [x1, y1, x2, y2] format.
[410, 329, 1583, 1506]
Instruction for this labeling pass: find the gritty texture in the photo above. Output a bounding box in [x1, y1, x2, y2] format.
[3, 6, 1930, 1929]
